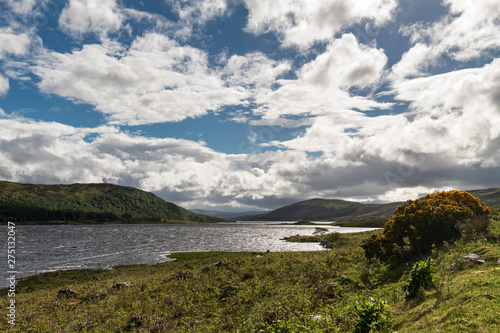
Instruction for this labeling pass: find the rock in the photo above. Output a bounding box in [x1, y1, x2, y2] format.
[310, 314, 322, 321]
[463, 253, 481, 261]
[112, 282, 132, 289]
[219, 286, 237, 300]
[458, 253, 486, 266]
[57, 289, 79, 298]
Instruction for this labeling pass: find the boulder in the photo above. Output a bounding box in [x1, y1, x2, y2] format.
[112, 282, 132, 289]
[462, 253, 485, 264]
[463, 253, 481, 261]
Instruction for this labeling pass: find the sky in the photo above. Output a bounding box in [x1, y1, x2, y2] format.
[0, 0, 499, 212]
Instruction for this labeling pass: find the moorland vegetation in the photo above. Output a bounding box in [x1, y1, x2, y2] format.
[1, 190, 499, 332]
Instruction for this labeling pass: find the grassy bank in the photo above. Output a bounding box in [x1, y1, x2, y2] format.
[1, 214, 499, 332]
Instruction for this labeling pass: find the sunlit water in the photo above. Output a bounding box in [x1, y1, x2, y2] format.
[1, 222, 378, 288]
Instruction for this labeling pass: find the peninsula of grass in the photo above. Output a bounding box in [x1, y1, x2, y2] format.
[1, 207, 499, 332]
[331, 218, 389, 228]
[275, 220, 319, 225]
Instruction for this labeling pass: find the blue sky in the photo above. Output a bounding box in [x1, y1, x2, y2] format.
[0, 0, 499, 212]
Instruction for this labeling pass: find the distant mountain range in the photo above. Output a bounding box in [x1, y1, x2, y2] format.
[2, 181, 498, 224]
[239, 188, 500, 222]
[190, 209, 269, 220]
[0, 181, 224, 223]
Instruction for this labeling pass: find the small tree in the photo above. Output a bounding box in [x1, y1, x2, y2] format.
[361, 190, 490, 261]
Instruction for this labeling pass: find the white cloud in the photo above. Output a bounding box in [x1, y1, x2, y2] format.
[391, 0, 500, 80]
[280, 55, 500, 162]
[167, 0, 229, 39]
[33, 33, 247, 125]
[0, 27, 32, 96]
[251, 34, 390, 120]
[244, 0, 396, 49]
[391, 59, 500, 160]
[0, 115, 302, 209]
[0, 0, 37, 16]
[0, 27, 31, 57]
[2, 0, 500, 210]
[222, 52, 291, 91]
[377, 186, 455, 203]
[0, 75, 9, 96]
[59, 0, 124, 37]
[300, 34, 387, 89]
[1, 110, 499, 210]
[262, 57, 500, 204]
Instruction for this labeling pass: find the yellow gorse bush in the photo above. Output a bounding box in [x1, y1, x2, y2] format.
[361, 190, 490, 261]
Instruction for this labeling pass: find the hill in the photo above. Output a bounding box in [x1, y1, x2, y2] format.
[248, 188, 500, 222]
[247, 198, 400, 221]
[190, 209, 269, 220]
[0, 181, 224, 223]
[468, 188, 500, 206]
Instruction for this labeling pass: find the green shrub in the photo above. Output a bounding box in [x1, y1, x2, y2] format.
[260, 319, 293, 333]
[353, 299, 392, 333]
[313, 227, 329, 235]
[403, 259, 436, 300]
[361, 190, 490, 261]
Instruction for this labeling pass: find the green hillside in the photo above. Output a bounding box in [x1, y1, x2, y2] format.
[250, 198, 364, 221]
[250, 198, 400, 221]
[468, 188, 500, 206]
[251, 188, 500, 222]
[0, 181, 223, 223]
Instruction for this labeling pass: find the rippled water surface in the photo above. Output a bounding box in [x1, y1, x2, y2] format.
[1, 222, 378, 287]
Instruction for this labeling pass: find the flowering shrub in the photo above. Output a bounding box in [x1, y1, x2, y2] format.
[361, 190, 490, 261]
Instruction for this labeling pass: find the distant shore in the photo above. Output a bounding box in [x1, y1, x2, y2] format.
[1, 220, 232, 225]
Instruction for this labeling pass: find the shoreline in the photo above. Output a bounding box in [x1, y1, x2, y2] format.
[0, 220, 231, 225]
[2, 225, 499, 332]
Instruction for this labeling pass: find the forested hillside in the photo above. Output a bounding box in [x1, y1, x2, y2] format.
[0, 181, 222, 223]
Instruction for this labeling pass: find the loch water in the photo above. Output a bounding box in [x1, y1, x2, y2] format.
[1, 222, 378, 288]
